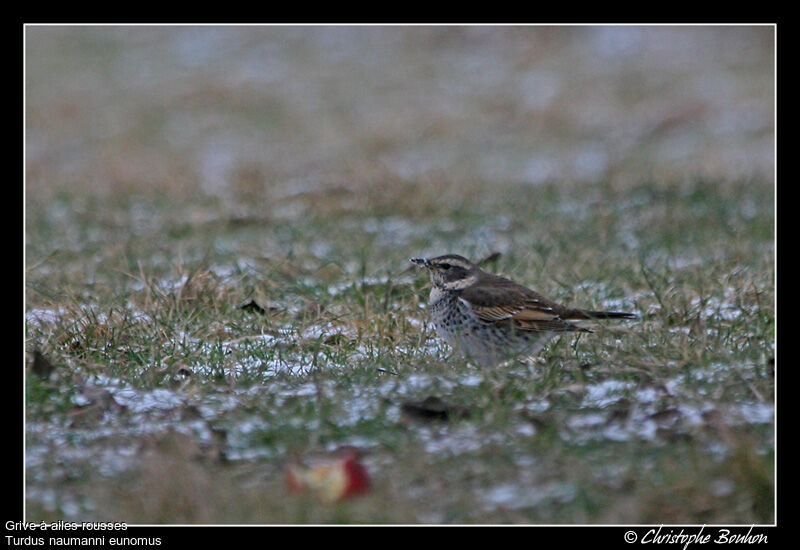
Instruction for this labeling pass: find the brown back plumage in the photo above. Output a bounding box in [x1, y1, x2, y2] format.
[460, 269, 635, 333]
[459, 272, 585, 333]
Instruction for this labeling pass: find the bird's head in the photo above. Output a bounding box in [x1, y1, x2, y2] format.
[410, 254, 479, 290]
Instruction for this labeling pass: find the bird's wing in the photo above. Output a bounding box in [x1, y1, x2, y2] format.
[459, 276, 589, 333]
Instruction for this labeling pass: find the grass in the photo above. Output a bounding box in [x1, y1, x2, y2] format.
[25, 26, 774, 524]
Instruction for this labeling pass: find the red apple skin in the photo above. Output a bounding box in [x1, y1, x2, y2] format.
[341, 453, 371, 498]
[286, 451, 371, 502]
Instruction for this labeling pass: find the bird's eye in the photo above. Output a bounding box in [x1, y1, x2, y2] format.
[439, 263, 452, 270]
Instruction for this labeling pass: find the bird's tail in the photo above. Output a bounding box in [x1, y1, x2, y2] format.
[565, 309, 637, 320]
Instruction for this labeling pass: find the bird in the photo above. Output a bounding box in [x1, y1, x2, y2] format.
[410, 254, 636, 366]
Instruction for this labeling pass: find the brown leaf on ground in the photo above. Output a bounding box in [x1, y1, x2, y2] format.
[239, 298, 283, 316]
[67, 383, 127, 426]
[476, 251, 502, 267]
[400, 396, 470, 422]
[30, 349, 56, 380]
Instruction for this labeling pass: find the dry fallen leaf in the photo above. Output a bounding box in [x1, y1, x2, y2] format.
[66, 383, 127, 426]
[30, 349, 56, 380]
[400, 396, 470, 422]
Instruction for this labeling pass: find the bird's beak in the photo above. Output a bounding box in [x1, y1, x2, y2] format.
[410, 257, 429, 268]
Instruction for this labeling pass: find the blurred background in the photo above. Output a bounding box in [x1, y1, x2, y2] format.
[26, 25, 773, 202]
